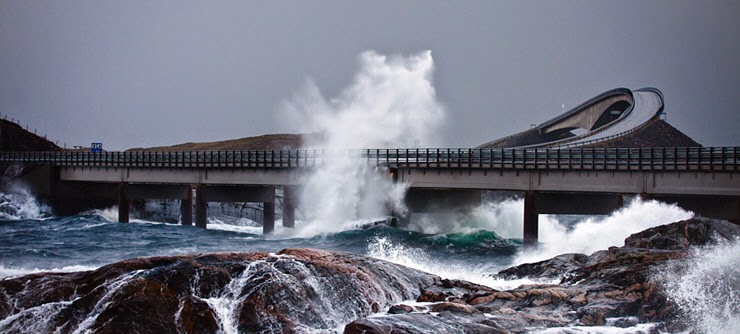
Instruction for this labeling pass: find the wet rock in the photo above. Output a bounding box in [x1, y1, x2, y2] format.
[343, 312, 509, 334]
[176, 296, 220, 334]
[624, 216, 740, 250]
[430, 302, 481, 314]
[0, 249, 436, 334]
[495, 253, 589, 281]
[387, 304, 415, 314]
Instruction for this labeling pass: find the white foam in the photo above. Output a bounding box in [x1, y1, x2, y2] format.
[514, 198, 693, 264]
[661, 239, 740, 334]
[0, 185, 50, 220]
[0, 264, 98, 279]
[206, 222, 263, 235]
[404, 199, 524, 236]
[366, 235, 549, 289]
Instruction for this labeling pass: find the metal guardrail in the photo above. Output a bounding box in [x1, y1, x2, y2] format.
[0, 147, 738, 172]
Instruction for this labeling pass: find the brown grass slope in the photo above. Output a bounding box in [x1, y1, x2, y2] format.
[0, 119, 60, 151]
[584, 119, 701, 148]
[127, 133, 324, 152]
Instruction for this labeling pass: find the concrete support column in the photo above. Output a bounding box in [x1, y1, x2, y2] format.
[180, 187, 193, 226]
[523, 191, 538, 246]
[118, 183, 129, 223]
[195, 184, 207, 228]
[263, 202, 275, 234]
[282, 187, 295, 228]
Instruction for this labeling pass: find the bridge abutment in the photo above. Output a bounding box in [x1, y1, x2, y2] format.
[180, 188, 193, 226]
[523, 191, 538, 246]
[282, 187, 296, 228]
[118, 183, 129, 223]
[264, 202, 275, 234]
[195, 185, 207, 228]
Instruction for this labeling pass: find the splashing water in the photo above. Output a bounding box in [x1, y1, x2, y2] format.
[366, 198, 693, 289]
[404, 199, 525, 236]
[662, 239, 740, 334]
[280, 50, 445, 237]
[367, 235, 552, 290]
[514, 198, 693, 264]
[0, 185, 49, 220]
[203, 261, 265, 334]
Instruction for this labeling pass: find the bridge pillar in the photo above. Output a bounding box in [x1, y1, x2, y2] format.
[180, 187, 193, 226]
[282, 187, 295, 228]
[263, 202, 275, 234]
[195, 184, 207, 228]
[118, 183, 130, 223]
[523, 191, 538, 246]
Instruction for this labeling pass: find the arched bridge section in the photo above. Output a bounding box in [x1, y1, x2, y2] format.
[478, 87, 663, 149]
[538, 88, 634, 136]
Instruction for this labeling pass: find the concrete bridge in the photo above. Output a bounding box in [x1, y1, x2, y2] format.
[4, 146, 739, 245]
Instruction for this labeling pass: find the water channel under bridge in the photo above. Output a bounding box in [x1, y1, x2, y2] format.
[4, 147, 739, 245]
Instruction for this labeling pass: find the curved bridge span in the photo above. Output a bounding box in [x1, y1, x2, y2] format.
[478, 87, 664, 149]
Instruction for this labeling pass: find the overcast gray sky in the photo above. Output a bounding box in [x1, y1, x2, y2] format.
[1, 1, 738, 150]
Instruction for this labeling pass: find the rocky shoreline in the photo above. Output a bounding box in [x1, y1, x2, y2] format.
[1, 217, 738, 333]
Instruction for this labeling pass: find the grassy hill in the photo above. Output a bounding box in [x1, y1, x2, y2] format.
[127, 133, 324, 152]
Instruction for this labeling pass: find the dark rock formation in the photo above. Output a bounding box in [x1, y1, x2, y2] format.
[344, 218, 740, 333]
[0, 249, 435, 334]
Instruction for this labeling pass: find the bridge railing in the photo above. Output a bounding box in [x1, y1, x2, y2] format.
[0, 147, 737, 171]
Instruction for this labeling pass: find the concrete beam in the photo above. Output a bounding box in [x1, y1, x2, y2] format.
[59, 167, 308, 186]
[126, 184, 191, 200]
[652, 195, 740, 223]
[405, 188, 482, 213]
[398, 169, 740, 197]
[533, 192, 623, 215]
[201, 185, 275, 203]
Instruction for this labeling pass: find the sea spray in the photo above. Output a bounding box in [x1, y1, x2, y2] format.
[366, 198, 693, 289]
[513, 198, 693, 264]
[0, 185, 49, 220]
[280, 50, 445, 237]
[404, 198, 525, 236]
[661, 239, 740, 334]
[367, 234, 554, 290]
